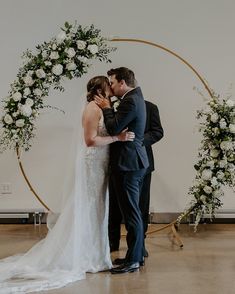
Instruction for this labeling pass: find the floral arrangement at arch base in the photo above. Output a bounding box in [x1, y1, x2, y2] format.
[178, 89, 235, 229]
[0, 22, 115, 152]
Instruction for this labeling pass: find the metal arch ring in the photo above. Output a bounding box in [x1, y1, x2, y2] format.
[17, 37, 213, 214]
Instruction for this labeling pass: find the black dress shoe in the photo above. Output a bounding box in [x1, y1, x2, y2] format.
[113, 258, 126, 265]
[110, 262, 140, 274]
[114, 257, 145, 266]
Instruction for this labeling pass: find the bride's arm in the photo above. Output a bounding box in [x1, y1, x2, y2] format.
[83, 102, 134, 147]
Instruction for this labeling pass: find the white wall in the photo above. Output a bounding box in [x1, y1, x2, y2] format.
[0, 0, 234, 212]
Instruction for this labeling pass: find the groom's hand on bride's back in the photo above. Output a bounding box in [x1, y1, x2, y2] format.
[94, 94, 111, 109]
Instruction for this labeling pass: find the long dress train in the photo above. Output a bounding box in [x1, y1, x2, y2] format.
[0, 115, 112, 293]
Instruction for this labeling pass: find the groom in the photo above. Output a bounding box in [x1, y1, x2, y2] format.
[95, 67, 149, 274]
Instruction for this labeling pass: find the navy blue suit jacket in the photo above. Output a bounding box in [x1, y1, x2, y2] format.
[103, 87, 149, 171]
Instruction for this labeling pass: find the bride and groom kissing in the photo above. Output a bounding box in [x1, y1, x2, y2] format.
[0, 66, 151, 293]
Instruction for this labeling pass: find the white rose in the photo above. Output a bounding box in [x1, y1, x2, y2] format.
[226, 99, 235, 107]
[211, 177, 218, 187]
[33, 88, 42, 97]
[219, 159, 227, 168]
[12, 112, 19, 117]
[36, 69, 46, 79]
[42, 50, 48, 59]
[23, 88, 31, 96]
[228, 163, 235, 173]
[216, 171, 225, 180]
[113, 100, 121, 112]
[206, 160, 214, 168]
[50, 51, 59, 60]
[25, 98, 34, 107]
[24, 75, 34, 86]
[203, 185, 213, 194]
[219, 119, 227, 129]
[66, 47, 76, 58]
[201, 169, 213, 181]
[66, 62, 77, 71]
[210, 149, 220, 158]
[15, 119, 25, 128]
[56, 30, 67, 43]
[87, 44, 98, 55]
[4, 114, 13, 124]
[220, 141, 232, 151]
[52, 43, 57, 50]
[45, 61, 52, 66]
[52, 64, 63, 76]
[229, 124, 235, 133]
[77, 56, 88, 63]
[76, 40, 86, 50]
[12, 92, 22, 102]
[210, 113, 219, 123]
[20, 105, 32, 117]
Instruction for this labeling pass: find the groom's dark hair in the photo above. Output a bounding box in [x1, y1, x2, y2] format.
[107, 67, 136, 87]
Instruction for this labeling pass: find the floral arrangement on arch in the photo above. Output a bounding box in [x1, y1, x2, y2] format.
[178, 89, 235, 228]
[0, 22, 115, 152]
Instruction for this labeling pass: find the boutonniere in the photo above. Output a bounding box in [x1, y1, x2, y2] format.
[111, 96, 121, 112]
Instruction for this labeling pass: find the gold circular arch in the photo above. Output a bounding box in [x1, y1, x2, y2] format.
[17, 38, 212, 245]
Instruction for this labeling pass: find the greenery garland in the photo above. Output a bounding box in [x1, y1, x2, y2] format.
[0, 21, 115, 152]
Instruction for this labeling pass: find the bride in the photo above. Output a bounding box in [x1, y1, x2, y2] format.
[0, 76, 135, 293]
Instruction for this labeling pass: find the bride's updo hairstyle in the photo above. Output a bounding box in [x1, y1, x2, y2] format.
[86, 75, 109, 102]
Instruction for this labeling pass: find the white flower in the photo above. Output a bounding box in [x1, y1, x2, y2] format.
[42, 50, 48, 59]
[113, 100, 121, 112]
[45, 61, 52, 66]
[52, 64, 63, 76]
[219, 119, 227, 129]
[228, 164, 235, 173]
[87, 44, 98, 55]
[216, 171, 225, 180]
[203, 185, 213, 194]
[56, 30, 67, 43]
[12, 112, 19, 117]
[20, 105, 32, 117]
[76, 40, 86, 50]
[219, 159, 227, 168]
[210, 149, 220, 158]
[77, 56, 88, 63]
[52, 43, 57, 50]
[50, 51, 59, 60]
[229, 124, 235, 133]
[4, 114, 13, 124]
[201, 169, 213, 181]
[23, 88, 31, 96]
[66, 62, 77, 71]
[210, 113, 219, 123]
[33, 88, 42, 97]
[15, 119, 25, 128]
[36, 69, 46, 79]
[206, 160, 214, 169]
[12, 92, 22, 102]
[25, 98, 34, 107]
[66, 47, 76, 58]
[200, 195, 207, 204]
[226, 99, 235, 107]
[23, 75, 34, 86]
[220, 141, 233, 151]
[213, 127, 220, 135]
[211, 177, 218, 187]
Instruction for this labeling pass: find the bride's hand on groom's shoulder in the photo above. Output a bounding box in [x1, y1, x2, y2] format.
[94, 94, 111, 109]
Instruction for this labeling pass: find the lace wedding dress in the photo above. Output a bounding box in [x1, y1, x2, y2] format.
[0, 115, 112, 293]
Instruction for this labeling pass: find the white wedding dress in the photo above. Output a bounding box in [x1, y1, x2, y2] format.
[0, 115, 112, 293]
